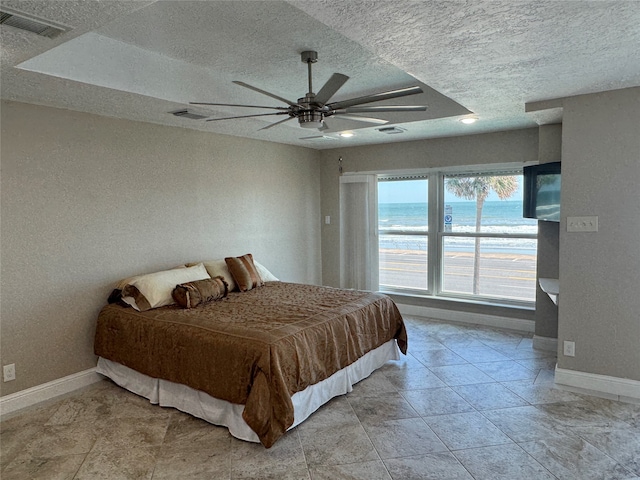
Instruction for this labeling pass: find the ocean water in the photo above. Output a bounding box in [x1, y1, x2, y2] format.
[378, 201, 538, 254]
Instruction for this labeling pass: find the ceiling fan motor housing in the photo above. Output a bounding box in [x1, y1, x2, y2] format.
[298, 109, 324, 129]
[298, 111, 324, 128]
[298, 92, 325, 129]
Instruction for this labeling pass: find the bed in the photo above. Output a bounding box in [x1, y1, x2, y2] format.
[94, 257, 407, 448]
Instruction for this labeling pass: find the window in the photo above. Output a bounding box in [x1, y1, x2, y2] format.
[378, 178, 429, 292]
[377, 170, 538, 306]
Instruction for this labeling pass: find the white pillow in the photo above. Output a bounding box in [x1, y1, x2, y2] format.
[254, 261, 279, 282]
[121, 263, 210, 311]
[194, 259, 238, 292]
[194, 258, 279, 290]
[114, 265, 186, 290]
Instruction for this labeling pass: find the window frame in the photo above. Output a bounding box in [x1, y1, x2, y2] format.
[377, 174, 432, 295]
[377, 168, 538, 308]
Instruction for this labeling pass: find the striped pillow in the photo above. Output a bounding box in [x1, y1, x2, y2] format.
[225, 254, 264, 292]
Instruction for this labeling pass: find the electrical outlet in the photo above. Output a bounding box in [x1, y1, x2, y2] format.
[567, 216, 598, 232]
[3, 363, 16, 382]
[563, 341, 575, 357]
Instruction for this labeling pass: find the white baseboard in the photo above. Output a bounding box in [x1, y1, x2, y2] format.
[555, 367, 640, 401]
[0, 368, 103, 418]
[397, 303, 535, 333]
[533, 335, 558, 352]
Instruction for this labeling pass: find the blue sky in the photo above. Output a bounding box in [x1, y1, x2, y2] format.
[378, 177, 525, 203]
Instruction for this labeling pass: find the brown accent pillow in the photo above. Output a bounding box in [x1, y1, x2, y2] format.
[225, 254, 264, 292]
[172, 276, 229, 309]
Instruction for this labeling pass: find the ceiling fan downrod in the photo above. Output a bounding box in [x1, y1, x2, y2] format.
[299, 50, 323, 128]
[301, 50, 318, 95]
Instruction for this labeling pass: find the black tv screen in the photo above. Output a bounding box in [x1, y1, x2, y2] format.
[523, 162, 561, 222]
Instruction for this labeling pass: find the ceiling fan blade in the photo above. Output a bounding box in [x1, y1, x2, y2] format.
[259, 115, 296, 131]
[345, 105, 427, 113]
[314, 73, 349, 105]
[206, 112, 289, 122]
[332, 112, 389, 124]
[327, 86, 424, 110]
[190, 102, 289, 111]
[233, 81, 299, 107]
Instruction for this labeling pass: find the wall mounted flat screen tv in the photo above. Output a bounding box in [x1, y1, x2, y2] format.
[523, 161, 561, 222]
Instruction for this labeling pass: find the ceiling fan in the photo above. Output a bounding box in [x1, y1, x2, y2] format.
[190, 51, 427, 132]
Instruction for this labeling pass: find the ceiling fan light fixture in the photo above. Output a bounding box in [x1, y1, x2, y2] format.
[298, 110, 324, 129]
[299, 119, 325, 129]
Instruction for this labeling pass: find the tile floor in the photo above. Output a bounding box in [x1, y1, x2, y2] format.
[1, 317, 639, 479]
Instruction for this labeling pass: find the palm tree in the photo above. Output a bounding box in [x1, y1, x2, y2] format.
[445, 176, 519, 294]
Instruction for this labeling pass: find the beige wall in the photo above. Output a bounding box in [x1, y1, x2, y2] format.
[319, 128, 539, 320]
[558, 87, 640, 381]
[5, 87, 636, 399]
[0, 101, 322, 396]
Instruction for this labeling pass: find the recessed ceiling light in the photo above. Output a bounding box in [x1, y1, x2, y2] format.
[459, 116, 478, 124]
[339, 131, 355, 138]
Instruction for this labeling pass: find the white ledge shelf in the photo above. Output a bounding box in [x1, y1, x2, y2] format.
[539, 278, 559, 305]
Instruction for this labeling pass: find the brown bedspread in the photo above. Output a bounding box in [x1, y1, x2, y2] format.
[94, 282, 407, 447]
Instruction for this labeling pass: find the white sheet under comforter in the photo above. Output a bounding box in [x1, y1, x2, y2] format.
[97, 339, 400, 443]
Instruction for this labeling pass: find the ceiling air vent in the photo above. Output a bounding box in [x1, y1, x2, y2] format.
[171, 110, 208, 120]
[0, 9, 67, 38]
[377, 126, 406, 135]
[300, 135, 333, 141]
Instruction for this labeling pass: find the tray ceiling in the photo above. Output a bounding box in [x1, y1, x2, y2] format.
[2, 1, 639, 149]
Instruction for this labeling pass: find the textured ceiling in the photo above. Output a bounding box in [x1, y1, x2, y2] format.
[2, 1, 639, 149]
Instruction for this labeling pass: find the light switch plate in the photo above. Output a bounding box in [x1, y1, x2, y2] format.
[567, 216, 598, 232]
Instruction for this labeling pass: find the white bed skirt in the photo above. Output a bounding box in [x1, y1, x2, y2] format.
[96, 339, 400, 443]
